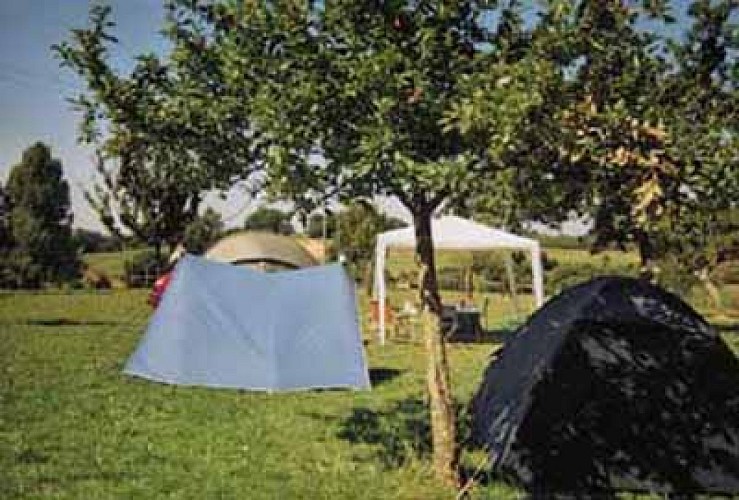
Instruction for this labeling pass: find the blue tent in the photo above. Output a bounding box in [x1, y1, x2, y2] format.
[125, 255, 370, 391]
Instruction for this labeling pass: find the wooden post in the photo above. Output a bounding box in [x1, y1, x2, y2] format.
[504, 251, 520, 318]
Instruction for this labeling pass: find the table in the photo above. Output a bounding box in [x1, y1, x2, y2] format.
[442, 306, 484, 341]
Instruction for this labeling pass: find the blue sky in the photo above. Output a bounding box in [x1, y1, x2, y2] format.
[0, 1, 699, 233]
[0, 1, 173, 230]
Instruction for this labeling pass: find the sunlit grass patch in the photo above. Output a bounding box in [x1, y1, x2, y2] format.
[0, 289, 516, 498]
[2, 268, 737, 498]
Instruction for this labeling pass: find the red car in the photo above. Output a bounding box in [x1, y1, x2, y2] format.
[148, 271, 173, 308]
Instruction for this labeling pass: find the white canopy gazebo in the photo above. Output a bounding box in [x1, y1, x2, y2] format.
[373, 216, 544, 344]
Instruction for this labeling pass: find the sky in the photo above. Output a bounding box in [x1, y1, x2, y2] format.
[0, 1, 163, 230]
[0, 1, 699, 234]
[0, 0, 262, 231]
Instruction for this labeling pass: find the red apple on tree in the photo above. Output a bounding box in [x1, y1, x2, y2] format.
[392, 13, 408, 31]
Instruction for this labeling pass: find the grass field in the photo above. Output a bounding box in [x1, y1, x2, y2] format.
[5, 249, 739, 498]
[0, 290, 524, 499]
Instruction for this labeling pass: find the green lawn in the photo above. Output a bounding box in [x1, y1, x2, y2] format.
[2, 281, 737, 498]
[0, 290, 522, 499]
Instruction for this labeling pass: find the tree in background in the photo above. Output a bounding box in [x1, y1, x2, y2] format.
[332, 201, 407, 282]
[0, 182, 11, 287]
[182, 207, 224, 254]
[306, 211, 336, 240]
[652, 0, 738, 298]
[54, 5, 261, 262]
[537, 0, 678, 271]
[1, 143, 80, 288]
[243, 207, 294, 235]
[557, 0, 737, 294]
[455, 1, 737, 294]
[72, 228, 121, 253]
[0, 182, 9, 250]
[713, 209, 739, 266]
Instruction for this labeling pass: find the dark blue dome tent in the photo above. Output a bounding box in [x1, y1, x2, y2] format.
[471, 277, 739, 496]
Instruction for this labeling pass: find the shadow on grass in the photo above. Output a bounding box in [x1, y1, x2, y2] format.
[483, 328, 515, 343]
[369, 368, 403, 386]
[447, 328, 514, 345]
[458, 467, 522, 495]
[15, 448, 49, 465]
[337, 398, 431, 468]
[337, 397, 479, 470]
[21, 318, 122, 327]
[715, 322, 739, 333]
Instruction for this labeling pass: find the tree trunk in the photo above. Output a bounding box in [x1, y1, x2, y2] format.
[465, 266, 474, 301]
[413, 210, 459, 487]
[414, 211, 442, 313]
[153, 240, 162, 268]
[188, 192, 201, 220]
[635, 230, 658, 282]
[504, 251, 520, 316]
[363, 261, 374, 295]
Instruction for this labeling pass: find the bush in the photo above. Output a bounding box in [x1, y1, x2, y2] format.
[244, 207, 294, 234]
[545, 255, 638, 295]
[437, 267, 463, 291]
[649, 255, 702, 299]
[81, 266, 112, 289]
[124, 251, 166, 288]
[73, 228, 120, 253]
[471, 251, 540, 293]
[306, 213, 335, 239]
[472, 252, 527, 278]
[535, 234, 594, 250]
[0, 250, 43, 289]
[182, 208, 223, 254]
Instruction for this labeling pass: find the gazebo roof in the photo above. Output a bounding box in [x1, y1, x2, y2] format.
[377, 215, 539, 251]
